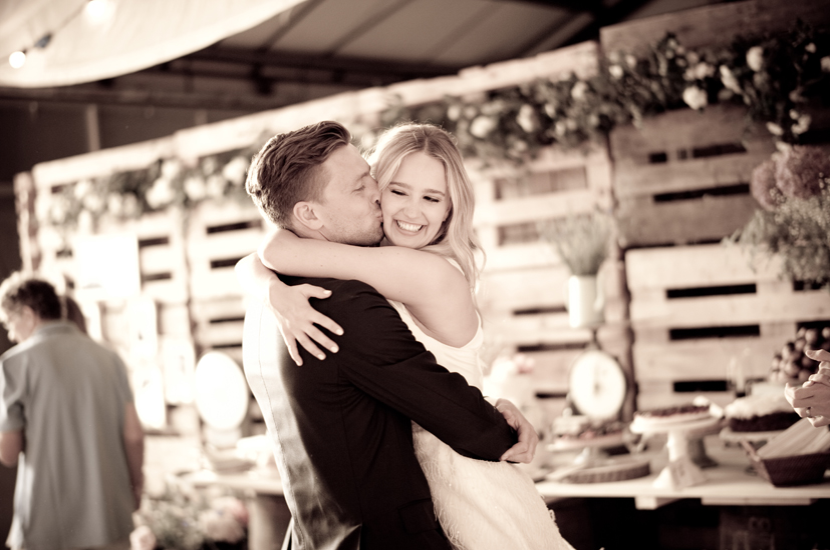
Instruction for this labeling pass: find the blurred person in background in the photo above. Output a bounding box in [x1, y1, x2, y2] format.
[0, 272, 144, 550]
[786, 348, 830, 427]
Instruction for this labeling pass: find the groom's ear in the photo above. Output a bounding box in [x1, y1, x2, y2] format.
[292, 201, 324, 232]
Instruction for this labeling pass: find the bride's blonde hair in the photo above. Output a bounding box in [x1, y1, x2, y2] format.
[367, 123, 484, 293]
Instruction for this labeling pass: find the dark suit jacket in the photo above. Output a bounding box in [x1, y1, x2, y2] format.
[243, 276, 517, 550]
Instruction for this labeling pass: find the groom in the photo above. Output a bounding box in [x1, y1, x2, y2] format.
[242, 121, 536, 550]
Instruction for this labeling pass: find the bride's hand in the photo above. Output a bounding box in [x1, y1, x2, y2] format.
[267, 280, 344, 366]
[494, 398, 538, 464]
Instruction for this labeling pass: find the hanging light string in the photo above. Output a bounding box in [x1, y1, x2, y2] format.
[8, 0, 109, 69]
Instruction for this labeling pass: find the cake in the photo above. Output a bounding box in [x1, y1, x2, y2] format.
[551, 416, 625, 450]
[631, 403, 714, 431]
[724, 393, 800, 433]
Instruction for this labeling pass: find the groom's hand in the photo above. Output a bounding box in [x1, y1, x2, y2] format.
[494, 398, 538, 463]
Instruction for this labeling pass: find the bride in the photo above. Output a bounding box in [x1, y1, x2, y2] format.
[237, 123, 574, 550]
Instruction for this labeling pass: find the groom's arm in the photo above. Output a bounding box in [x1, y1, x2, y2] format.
[314, 279, 517, 461]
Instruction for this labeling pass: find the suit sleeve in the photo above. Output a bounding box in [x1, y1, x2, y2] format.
[313, 280, 516, 461]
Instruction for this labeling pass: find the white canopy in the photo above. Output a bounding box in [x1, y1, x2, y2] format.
[0, 0, 304, 88]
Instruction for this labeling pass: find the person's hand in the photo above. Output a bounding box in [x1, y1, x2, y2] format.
[785, 351, 830, 427]
[494, 398, 538, 464]
[267, 280, 343, 366]
[804, 349, 830, 388]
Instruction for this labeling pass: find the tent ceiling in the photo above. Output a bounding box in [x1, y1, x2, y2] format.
[0, 0, 728, 112]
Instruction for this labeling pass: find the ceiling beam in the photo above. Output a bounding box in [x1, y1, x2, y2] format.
[182, 46, 459, 82]
[0, 84, 329, 111]
[560, 0, 657, 48]
[491, 0, 604, 15]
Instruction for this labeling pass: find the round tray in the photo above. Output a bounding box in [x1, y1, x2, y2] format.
[719, 426, 784, 443]
[550, 456, 651, 484]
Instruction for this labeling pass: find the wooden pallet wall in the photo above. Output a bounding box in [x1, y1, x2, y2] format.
[601, 0, 830, 409]
[473, 145, 631, 405]
[15, 41, 610, 427]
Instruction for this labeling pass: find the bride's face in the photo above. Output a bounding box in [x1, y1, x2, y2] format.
[381, 151, 451, 250]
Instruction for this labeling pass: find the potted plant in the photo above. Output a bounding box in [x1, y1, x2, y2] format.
[539, 210, 613, 328]
[731, 144, 830, 290]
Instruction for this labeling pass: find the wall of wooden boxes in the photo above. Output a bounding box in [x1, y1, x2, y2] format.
[14, 40, 613, 432]
[603, 0, 830, 409]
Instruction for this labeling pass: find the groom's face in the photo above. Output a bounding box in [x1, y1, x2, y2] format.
[314, 143, 384, 246]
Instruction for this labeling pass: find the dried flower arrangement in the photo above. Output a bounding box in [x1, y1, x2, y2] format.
[538, 210, 613, 276]
[731, 144, 830, 289]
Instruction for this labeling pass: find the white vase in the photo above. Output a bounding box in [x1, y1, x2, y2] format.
[566, 274, 604, 328]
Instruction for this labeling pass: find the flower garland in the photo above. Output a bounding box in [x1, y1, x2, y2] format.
[42, 22, 830, 232]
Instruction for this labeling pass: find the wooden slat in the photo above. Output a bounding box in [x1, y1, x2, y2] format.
[632, 336, 777, 383]
[616, 194, 757, 247]
[626, 244, 781, 291]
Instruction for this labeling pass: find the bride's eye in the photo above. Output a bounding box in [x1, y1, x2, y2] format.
[391, 189, 406, 196]
[424, 196, 440, 203]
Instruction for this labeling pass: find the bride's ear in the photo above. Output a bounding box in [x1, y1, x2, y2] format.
[292, 201, 324, 232]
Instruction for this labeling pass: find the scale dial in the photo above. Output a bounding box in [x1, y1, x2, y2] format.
[568, 349, 627, 420]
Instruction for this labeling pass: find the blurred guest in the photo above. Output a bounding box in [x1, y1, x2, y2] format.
[785, 348, 830, 427]
[63, 294, 88, 334]
[0, 272, 144, 550]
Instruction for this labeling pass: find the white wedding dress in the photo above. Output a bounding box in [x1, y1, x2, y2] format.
[388, 299, 575, 550]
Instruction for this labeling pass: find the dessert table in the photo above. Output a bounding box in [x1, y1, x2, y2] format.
[535, 436, 830, 510]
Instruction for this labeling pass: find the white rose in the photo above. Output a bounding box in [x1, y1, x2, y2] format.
[720, 65, 742, 93]
[570, 81, 588, 101]
[822, 56, 830, 72]
[608, 65, 624, 79]
[107, 194, 123, 217]
[82, 192, 104, 214]
[625, 54, 637, 69]
[184, 176, 207, 202]
[694, 62, 715, 80]
[222, 156, 249, 185]
[206, 173, 227, 198]
[682, 86, 708, 110]
[806, 43, 816, 53]
[199, 509, 245, 543]
[766, 122, 784, 136]
[74, 179, 92, 200]
[516, 104, 539, 133]
[791, 115, 811, 135]
[145, 178, 174, 209]
[746, 46, 764, 72]
[130, 526, 156, 550]
[469, 116, 497, 138]
[447, 104, 462, 121]
[160, 159, 182, 181]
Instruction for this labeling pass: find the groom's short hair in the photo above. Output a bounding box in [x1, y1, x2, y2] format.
[246, 121, 352, 229]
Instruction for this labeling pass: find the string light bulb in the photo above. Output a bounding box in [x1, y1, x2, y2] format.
[9, 51, 26, 69]
[85, 0, 109, 22]
[7, 0, 110, 69]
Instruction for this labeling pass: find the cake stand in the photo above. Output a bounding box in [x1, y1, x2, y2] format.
[630, 416, 721, 490]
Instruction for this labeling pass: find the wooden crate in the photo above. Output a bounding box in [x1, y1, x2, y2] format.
[600, 0, 830, 57]
[610, 104, 776, 248]
[472, 145, 629, 398]
[626, 243, 830, 409]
